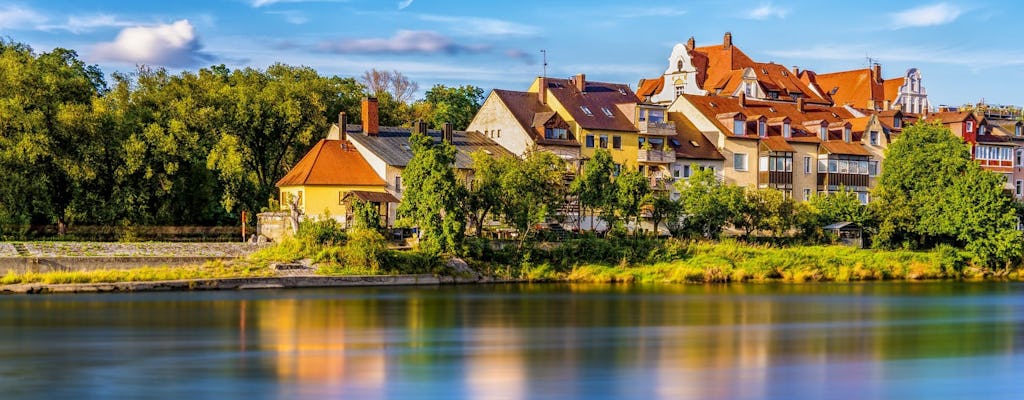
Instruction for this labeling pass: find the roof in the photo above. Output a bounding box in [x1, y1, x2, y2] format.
[883, 78, 904, 103]
[692, 43, 756, 93]
[343, 124, 515, 169]
[926, 111, 975, 124]
[824, 221, 858, 230]
[812, 68, 883, 108]
[665, 111, 725, 160]
[680, 94, 856, 144]
[492, 89, 578, 147]
[636, 76, 664, 100]
[848, 116, 872, 133]
[542, 77, 639, 132]
[276, 139, 385, 187]
[345, 190, 400, 204]
[821, 140, 871, 156]
[761, 136, 796, 152]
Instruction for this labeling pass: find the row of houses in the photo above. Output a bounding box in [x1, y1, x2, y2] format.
[264, 33, 1024, 240]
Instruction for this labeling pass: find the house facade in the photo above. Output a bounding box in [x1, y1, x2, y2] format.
[810, 64, 930, 113]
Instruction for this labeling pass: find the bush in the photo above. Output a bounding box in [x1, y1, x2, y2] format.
[296, 218, 347, 246]
[341, 228, 388, 271]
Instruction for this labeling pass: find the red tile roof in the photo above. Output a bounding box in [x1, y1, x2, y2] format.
[692, 44, 756, 92]
[636, 76, 664, 100]
[543, 77, 639, 132]
[821, 140, 871, 156]
[492, 89, 578, 147]
[883, 78, 904, 103]
[276, 139, 384, 187]
[666, 111, 725, 160]
[812, 68, 883, 108]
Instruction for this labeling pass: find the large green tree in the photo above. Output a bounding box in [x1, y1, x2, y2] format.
[494, 150, 566, 244]
[398, 132, 466, 254]
[674, 167, 744, 239]
[570, 149, 615, 231]
[421, 84, 484, 130]
[615, 168, 650, 234]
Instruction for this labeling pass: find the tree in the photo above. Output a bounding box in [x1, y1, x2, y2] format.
[398, 132, 465, 254]
[570, 149, 615, 231]
[615, 168, 650, 234]
[873, 121, 1022, 267]
[732, 188, 794, 238]
[421, 84, 484, 130]
[360, 69, 419, 104]
[675, 167, 743, 239]
[646, 192, 681, 236]
[494, 150, 566, 245]
[351, 199, 382, 230]
[465, 151, 503, 235]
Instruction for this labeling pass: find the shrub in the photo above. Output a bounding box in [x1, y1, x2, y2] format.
[296, 218, 347, 247]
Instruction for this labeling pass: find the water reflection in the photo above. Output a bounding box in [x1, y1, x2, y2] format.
[0, 283, 1022, 399]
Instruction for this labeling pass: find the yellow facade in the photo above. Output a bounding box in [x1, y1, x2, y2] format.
[279, 184, 387, 220]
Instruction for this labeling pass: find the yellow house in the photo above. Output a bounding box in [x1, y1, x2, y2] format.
[276, 139, 395, 225]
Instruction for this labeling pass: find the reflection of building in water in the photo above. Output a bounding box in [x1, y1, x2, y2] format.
[463, 326, 526, 399]
[255, 299, 386, 398]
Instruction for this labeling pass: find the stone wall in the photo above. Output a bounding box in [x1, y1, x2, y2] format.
[0, 256, 233, 274]
[257, 211, 292, 243]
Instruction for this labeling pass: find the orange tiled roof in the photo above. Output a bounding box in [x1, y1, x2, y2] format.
[883, 78, 904, 103]
[636, 76, 664, 100]
[848, 116, 872, 133]
[276, 139, 384, 187]
[681, 94, 855, 142]
[925, 111, 974, 124]
[692, 44, 756, 93]
[821, 140, 871, 156]
[813, 68, 883, 108]
[666, 111, 725, 160]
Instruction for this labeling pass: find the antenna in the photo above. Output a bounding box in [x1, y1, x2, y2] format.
[540, 49, 548, 78]
[865, 55, 876, 68]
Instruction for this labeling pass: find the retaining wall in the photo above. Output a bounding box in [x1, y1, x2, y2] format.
[0, 256, 232, 274]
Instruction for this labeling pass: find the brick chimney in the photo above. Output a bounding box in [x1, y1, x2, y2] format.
[338, 111, 347, 141]
[538, 77, 547, 105]
[442, 122, 453, 143]
[738, 91, 746, 108]
[797, 97, 805, 113]
[723, 32, 732, 49]
[872, 63, 882, 83]
[792, 66, 800, 76]
[685, 36, 695, 51]
[361, 97, 379, 136]
[573, 73, 586, 92]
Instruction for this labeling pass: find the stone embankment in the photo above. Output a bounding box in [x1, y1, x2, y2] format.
[1, 274, 516, 294]
[0, 242, 263, 274]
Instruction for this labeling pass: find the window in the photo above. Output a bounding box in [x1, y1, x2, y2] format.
[978, 124, 986, 136]
[758, 120, 766, 137]
[869, 161, 879, 177]
[859, 161, 868, 175]
[675, 86, 685, 97]
[677, 60, 684, 71]
[585, 135, 595, 148]
[839, 160, 849, 174]
[803, 188, 811, 200]
[783, 122, 791, 138]
[673, 168, 680, 178]
[828, 159, 838, 173]
[734, 153, 748, 171]
[966, 120, 974, 132]
[613, 163, 621, 176]
[733, 119, 746, 135]
[1016, 124, 1023, 137]
[638, 165, 646, 176]
[545, 128, 568, 140]
[894, 117, 902, 128]
[496, 129, 500, 138]
[612, 136, 622, 149]
[683, 165, 691, 178]
[599, 135, 609, 148]
[869, 131, 879, 145]
[843, 126, 852, 142]
[1016, 180, 1022, 196]
[820, 126, 828, 141]
[601, 107, 614, 118]
[766, 153, 792, 172]
[395, 176, 402, 193]
[858, 192, 869, 205]
[580, 106, 593, 116]
[804, 156, 812, 174]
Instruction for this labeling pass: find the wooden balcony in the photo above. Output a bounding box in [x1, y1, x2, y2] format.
[817, 173, 869, 188]
[638, 149, 676, 163]
[758, 171, 793, 188]
[638, 120, 676, 136]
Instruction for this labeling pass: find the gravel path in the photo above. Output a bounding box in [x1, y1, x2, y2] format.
[10, 242, 264, 258]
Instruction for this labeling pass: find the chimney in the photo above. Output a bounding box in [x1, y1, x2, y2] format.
[872, 63, 882, 83]
[574, 73, 586, 92]
[443, 122, 453, 143]
[538, 77, 547, 105]
[797, 97, 805, 113]
[738, 91, 746, 108]
[338, 111, 347, 141]
[723, 32, 732, 49]
[792, 66, 800, 76]
[867, 100, 876, 110]
[361, 97, 379, 136]
[883, 100, 891, 110]
[685, 36, 695, 51]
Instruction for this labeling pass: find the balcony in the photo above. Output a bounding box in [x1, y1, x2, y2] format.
[649, 175, 675, 191]
[758, 171, 793, 189]
[638, 120, 676, 136]
[638, 149, 676, 163]
[817, 173, 869, 188]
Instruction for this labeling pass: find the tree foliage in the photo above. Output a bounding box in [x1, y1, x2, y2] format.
[570, 149, 615, 231]
[615, 168, 650, 233]
[421, 84, 484, 130]
[674, 167, 743, 239]
[494, 151, 566, 242]
[398, 132, 465, 254]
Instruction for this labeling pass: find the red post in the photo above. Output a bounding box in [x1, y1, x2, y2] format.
[241, 210, 248, 242]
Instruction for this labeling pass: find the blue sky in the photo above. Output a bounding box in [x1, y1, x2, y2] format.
[2, 0, 1022, 106]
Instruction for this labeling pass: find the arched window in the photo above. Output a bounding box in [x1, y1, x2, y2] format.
[677, 59, 684, 71]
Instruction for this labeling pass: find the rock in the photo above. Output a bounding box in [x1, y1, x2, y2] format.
[445, 257, 479, 280]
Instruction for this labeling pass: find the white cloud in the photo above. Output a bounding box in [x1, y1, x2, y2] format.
[318, 30, 489, 55]
[398, 0, 414, 10]
[41, 14, 141, 34]
[93, 20, 215, 67]
[889, 3, 963, 29]
[0, 5, 47, 30]
[748, 3, 788, 20]
[418, 15, 540, 37]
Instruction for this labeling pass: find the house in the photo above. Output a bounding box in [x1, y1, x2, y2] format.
[638, 33, 829, 105]
[809, 64, 930, 113]
[339, 98, 515, 227]
[669, 93, 873, 202]
[985, 111, 1024, 199]
[924, 111, 1016, 191]
[271, 136, 396, 240]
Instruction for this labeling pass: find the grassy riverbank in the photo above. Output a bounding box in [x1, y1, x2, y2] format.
[0, 261, 272, 285]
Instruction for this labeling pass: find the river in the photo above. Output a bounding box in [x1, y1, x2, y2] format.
[1, 283, 1022, 399]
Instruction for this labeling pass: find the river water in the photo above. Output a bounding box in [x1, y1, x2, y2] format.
[1, 283, 1022, 399]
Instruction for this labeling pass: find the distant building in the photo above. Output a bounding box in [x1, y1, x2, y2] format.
[810, 65, 929, 113]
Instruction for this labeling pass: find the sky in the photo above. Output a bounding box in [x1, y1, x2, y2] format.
[2, 0, 1022, 107]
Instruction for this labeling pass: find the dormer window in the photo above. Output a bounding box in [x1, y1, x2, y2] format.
[734, 119, 746, 135]
[966, 120, 974, 132]
[783, 122, 791, 138]
[820, 126, 828, 141]
[843, 126, 852, 142]
[758, 120, 766, 137]
[978, 124, 986, 136]
[1016, 124, 1022, 137]
[894, 116, 902, 128]
[580, 106, 593, 116]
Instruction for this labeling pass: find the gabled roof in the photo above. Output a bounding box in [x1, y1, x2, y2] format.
[666, 111, 725, 160]
[692, 43, 756, 92]
[681, 94, 855, 144]
[542, 77, 639, 132]
[276, 139, 384, 187]
[813, 68, 883, 108]
[821, 140, 871, 156]
[636, 76, 664, 100]
[883, 78, 904, 103]
[342, 124, 515, 169]
[761, 136, 796, 152]
[492, 89, 577, 146]
[925, 111, 975, 124]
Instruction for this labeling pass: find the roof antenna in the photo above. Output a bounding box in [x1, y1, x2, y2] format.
[865, 55, 876, 69]
[541, 49, 548, 78]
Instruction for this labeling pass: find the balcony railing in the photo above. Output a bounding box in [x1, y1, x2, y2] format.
[638, 149, 676, 163]
[758, 171, 793, 188]
[817, 173, 869, 188]
[649, 176, 675, 191]
[638, 120, 676, 136]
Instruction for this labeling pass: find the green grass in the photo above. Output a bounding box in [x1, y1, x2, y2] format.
[1, 260, 273, 285]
